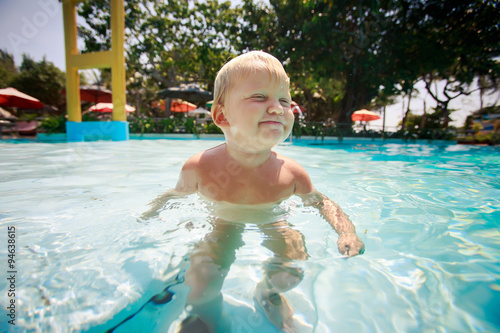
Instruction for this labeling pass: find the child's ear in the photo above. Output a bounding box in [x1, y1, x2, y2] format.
[213, 105, 229, 127]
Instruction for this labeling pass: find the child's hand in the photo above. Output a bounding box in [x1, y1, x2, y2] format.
[337, 233, 365, 257]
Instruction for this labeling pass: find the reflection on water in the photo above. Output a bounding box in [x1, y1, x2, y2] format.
[0, 140, 498, 332]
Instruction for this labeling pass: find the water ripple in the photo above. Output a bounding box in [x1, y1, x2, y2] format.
[1, 141, 499, 332]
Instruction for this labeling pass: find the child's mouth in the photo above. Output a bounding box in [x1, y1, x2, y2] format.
[260, 121, 283, 126]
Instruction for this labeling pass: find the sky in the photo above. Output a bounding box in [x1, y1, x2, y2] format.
[1, 0, 498, 130]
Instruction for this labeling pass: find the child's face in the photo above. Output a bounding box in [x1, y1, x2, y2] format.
[222, 69, 294, 151]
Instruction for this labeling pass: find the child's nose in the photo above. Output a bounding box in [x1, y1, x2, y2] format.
[267, 101, 284, 115]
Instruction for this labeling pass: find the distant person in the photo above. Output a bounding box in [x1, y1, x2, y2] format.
[141, 51, 365, 332]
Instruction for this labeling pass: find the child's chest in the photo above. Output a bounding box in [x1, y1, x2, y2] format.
[198, 167, 295, 204]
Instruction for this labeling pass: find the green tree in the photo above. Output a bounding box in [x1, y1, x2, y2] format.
[10, 55, 66, 109]
[477, 75, 499, 110]
[385, 0, 500, 128]
[77, 0, 499, 129]
[239, 0, 499, 129]
[238, 0, 403, 125]
[0, 49, 18, 88]
[402, 107, 456, 140]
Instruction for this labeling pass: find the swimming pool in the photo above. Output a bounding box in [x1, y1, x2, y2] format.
[0, 139, 499, 332]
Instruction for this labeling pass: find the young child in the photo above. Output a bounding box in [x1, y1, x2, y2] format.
[141, 51, 365, 332]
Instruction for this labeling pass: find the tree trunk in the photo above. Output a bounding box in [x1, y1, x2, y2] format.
[382, 105, 386, 133]
[135, 91, 141, 116]
[306, 91, 313, 121]
[339, 74, 364, 128]
[441, 102, 450, 128]
[420, 100, 427, 129]
[479, 86, 484, 110]
[401, 88, 413, 130]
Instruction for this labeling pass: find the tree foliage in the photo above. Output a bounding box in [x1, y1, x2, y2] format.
[10, 55, 66, 109]
[238, 0, 405, 124]
[76, 0, 499, 128]
[0, 50, 18, 88]
[237, 0, 499, 127]
[380, 0, 500, 128]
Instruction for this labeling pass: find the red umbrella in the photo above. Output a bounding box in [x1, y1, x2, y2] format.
[0, 87, 44, 109]
[351, 109, 380, 122]
[171, 99, 197, 112]
[152, 100, 167, 111]
[79, 85, 112, 103]
[64, 85, 113, 104]
[88, 103, 135, 113]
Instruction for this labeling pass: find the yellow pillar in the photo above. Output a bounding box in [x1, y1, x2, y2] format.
[111, 0, 126, 121]
[62, 0, 129, 141]
[62, 0, 81, 122]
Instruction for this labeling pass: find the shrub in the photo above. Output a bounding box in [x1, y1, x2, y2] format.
[39, 114, 66, 134]
[202, 121, 223, 134]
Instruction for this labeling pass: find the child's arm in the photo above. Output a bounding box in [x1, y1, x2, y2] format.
[139, 156, 199, 221]
[289, 159, 364, 257]
[299, 190, 365, 257]
[139, 189, 188, 220]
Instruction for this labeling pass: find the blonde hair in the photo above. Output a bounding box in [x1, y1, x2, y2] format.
[211, 51, 290, 117]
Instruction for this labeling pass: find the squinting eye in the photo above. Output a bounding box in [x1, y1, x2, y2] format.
[280, 99, 291, 107]
[253, 95, 267, 100]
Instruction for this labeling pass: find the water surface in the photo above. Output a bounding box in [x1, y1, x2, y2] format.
[0, 140, 498, 332]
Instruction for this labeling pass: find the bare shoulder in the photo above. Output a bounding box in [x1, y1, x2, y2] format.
[274, 151, 308, 174]
[180, 152, 199, 169]
[176, 144, 226, 193]
[274, 152, 314, 195]
[182, 144, 225, 170]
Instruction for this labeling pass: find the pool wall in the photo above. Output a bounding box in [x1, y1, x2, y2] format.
[27, 133, 456, 145]
[66, 121, 129, 142]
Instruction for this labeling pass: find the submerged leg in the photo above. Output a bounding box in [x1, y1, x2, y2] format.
[178, 220, 245, 333]
[256, 221, 308, 332]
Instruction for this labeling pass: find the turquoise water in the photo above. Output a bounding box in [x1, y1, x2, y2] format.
[0, 140, 499, 332]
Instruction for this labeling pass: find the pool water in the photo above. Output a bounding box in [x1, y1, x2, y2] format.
[0, 140, 499, 332]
